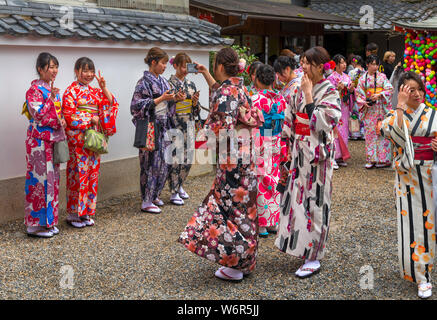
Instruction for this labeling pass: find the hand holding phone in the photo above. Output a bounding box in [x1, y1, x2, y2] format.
[187, 63, 198, 73]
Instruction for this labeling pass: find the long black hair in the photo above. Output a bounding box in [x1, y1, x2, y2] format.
[36, 52, 58, 75]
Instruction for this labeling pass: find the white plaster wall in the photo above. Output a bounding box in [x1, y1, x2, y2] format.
[0, 36, 216, 180]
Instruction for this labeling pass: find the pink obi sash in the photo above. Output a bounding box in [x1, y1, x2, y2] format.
[411, 136, 434, 161]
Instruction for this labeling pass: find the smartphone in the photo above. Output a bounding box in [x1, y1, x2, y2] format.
[187, 63, 198, 73]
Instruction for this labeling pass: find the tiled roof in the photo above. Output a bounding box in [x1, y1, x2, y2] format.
[0, 0, 232, 46]
[191, 0, 358, 25]
[309, 0, 436, 31]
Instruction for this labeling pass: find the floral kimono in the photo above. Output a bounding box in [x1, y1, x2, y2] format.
[167, 75, 201, 195]
[276, 78, 341, 261]
[246, 83, 258, 97]
[131, 71, 175, 204]
[25, 79, 66, 228]
[178, 77, 264, 275]
[348, 67, 366, 139]
[327, 71, 353, 161]
[356, 71, 393, 164]
[252, 89, 287, 229]
[62, 81, 118, 218]
[381, 103, 436, 285]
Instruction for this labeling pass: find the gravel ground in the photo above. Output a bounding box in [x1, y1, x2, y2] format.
[0, 140, 431, 300]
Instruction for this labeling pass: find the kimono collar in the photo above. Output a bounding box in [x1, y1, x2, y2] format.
[32, 79, 51, 90]
[221, 77, 244, 88]
[260, 88, 280, 99]
[169, 74, 186, 85]
[144, 70, 163, 82]
[74, 81, 90, 89]
[316, 77, 327, 85]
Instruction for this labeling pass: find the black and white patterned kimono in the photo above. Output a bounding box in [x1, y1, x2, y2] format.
[167, 75, 201, 194]
[276, 78, 341, 261]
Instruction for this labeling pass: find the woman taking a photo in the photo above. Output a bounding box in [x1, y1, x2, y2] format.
[62, 57, 119, 227]
[356, 55, 393, 169]
[131, 47, 185, 214]
[178, 47, 263, 281]
[25, 52, 66, 238]
[275, 47, 342, 279]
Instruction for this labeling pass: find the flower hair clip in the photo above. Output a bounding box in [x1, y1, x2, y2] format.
[238, 58, 246, 73]
[169, 56, 175, 65]
[324, 60, 336, 71]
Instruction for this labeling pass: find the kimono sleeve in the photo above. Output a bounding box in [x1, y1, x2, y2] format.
[130, 78, 155, 121]
[26, 85, 60, 129]
[381, 110, 414, 171]
[237, 87, 264, 128]
[278, 93, 295, 194]
[355, 75, 367, 108]
[98, 89, 119, 136]
[62, 86, 92, 130]
[379, 73, 394, 114]
[307, 86, 342, 135]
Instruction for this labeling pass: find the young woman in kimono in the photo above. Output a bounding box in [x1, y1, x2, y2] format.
[348, 55, 366, 140]
[167, 53, 202, 205]
[327, 54, 354, 169]
[251, 64, 287, 238]
[275, 47, 342, 278]
[24, 52, 66, 238]
[62, 57, 119, 228]
[247, 61, 263, 96]
[273, 55, 300, 195]
[356, 55, 394, 169]
[131, 47, 185, 214]
[380, 71, 437, 299]
[178, 47, 264, 281]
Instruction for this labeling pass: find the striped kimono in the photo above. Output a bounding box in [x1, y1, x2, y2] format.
[276, 78, 341, 260]
[381, 103, 436, 284]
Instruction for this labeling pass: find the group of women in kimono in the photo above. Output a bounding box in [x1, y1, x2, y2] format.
[24, 45, 437, 299]
[24, 52, 119, 238]
[323, 53, 394, 170]
[130, 49, 202, 214]
[177, 46, 342, 281]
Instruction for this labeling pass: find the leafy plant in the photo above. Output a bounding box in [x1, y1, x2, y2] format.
[231, 45, 259, 86]
[209, 44, 259, 86]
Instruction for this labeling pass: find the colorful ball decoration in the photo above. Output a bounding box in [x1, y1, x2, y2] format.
[403, 31, 437, 108]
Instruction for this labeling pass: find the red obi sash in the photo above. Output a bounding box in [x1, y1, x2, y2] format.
[295, 112, 310, 136]
[411, 136, 434, 161]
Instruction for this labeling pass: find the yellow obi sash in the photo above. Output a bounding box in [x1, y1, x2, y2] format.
[77, 104, 98, 114]
[366, 87, 384, 97]
[176, 99, 193, 114]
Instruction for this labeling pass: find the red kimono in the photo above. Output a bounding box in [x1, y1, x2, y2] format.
[62, 81, 118, 217]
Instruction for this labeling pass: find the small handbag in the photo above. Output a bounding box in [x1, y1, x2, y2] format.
[84, 122, 108, 154]
[54, 140, 70, 164]
[133, 107, 156, 151]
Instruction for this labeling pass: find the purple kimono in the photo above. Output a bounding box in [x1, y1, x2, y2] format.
[327, 71, 352, 161]
[131, 71, 175, 203]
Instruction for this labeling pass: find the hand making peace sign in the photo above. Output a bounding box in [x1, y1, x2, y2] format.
[50, 81, 60, 101]
[95, 70, 106, 90]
